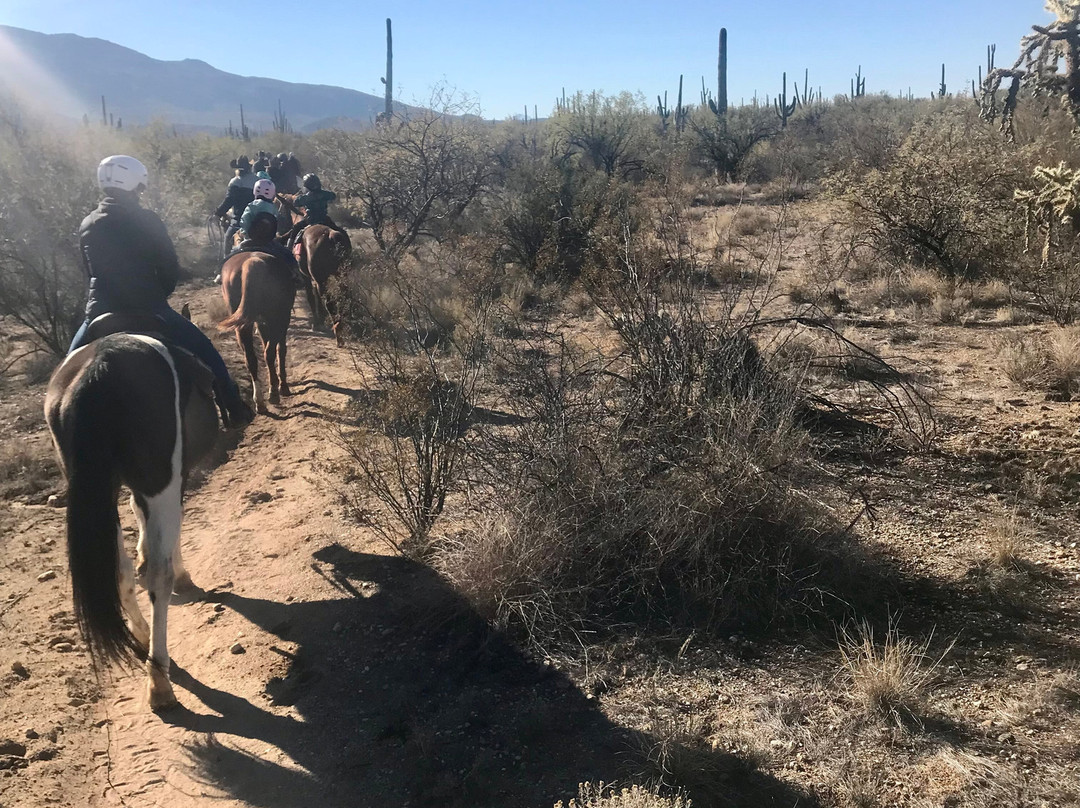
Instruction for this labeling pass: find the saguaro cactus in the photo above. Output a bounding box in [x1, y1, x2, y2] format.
[774, 72, 796, 128]
[716, 27, 728, 117]
[851, 65, 866, 98]
[381, 18, 393, 120]
[938, 63, 947, 98]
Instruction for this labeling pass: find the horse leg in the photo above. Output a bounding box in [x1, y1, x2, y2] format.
[237, 325, 266, 415]
[278, 340, 290, 397]
[117, 518, 150, 653]
[132, 488, 182, 711]
[303, 282, 323, 331]
[172, 540, 195, 594]
[265, 339, 281, 405]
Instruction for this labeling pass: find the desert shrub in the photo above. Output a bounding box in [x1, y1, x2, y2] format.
[497, 158, 625, 282]
[688, 105, 775, 181]
[313, 96, 494, 264]
[333, 242, 496, 555]
[0, 102, 101, 354]
[837, 107, 1029, 279]
[435, 186, 919, 644]
[551, 91, 652, 178]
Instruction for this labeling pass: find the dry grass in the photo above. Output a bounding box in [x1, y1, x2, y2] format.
[848, 269, 948, 312]
[0, 439, 59, 501]
[997, 328, 1080, 396]
[554, 783, 690, 808]
[986, 509, 1030, 568]
[838, 622, 944, 726]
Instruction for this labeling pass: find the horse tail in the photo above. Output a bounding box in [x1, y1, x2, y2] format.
[218, 263, 256, 332]
[65, 370, 141, 666]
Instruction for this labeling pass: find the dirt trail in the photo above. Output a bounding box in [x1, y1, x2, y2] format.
[2, 283, 651, 808]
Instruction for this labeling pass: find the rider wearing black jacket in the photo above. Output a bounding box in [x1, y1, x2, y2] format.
[70, 155, 254, 428]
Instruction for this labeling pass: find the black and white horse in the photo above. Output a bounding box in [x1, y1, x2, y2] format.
[45, 324, 218, 710]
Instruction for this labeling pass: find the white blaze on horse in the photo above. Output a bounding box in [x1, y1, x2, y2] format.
[45, 319, 218, 710]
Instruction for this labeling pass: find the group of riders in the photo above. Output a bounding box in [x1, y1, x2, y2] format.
[214, 151, 339, 270]
[68, 152, 344, 430]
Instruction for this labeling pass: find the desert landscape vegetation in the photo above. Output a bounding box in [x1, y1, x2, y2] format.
[3, 5, 1080, 808]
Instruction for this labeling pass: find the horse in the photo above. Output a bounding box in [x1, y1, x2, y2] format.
[278, 194, 351, 345]
[218, 220, 297, 414]
[44, 315, 219, 710]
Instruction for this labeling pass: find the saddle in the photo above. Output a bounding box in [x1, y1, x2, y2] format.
[81, 313, 216, 399]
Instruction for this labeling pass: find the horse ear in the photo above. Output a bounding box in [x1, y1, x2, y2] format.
[180, 303, 191, 321]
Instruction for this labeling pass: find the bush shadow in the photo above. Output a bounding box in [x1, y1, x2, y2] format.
[171, 544, 818, 808]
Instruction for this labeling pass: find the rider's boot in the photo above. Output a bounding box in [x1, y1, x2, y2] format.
[214, 379, 255, 429]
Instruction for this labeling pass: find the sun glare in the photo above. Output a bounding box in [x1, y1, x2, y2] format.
[0, 27, 85, 119]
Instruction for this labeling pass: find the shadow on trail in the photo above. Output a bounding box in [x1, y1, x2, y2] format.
[170, 545, 817, 808]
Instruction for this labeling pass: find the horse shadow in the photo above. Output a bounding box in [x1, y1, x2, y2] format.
[167, 545, 817, 808]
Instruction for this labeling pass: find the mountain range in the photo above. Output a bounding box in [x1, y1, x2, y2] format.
[0, 25, 394, 133]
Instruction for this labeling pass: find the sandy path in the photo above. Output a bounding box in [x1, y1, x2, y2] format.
[2, 283, 632, 808]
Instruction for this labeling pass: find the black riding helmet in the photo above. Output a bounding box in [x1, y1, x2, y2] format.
[302, 173, 322, 192]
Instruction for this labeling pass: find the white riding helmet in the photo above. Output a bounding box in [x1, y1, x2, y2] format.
[96, 155, 148, 192]
[253, 178, 276, 201]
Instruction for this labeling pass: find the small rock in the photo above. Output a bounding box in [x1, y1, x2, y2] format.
[719, 694, 732, 705]
[37, 570, 57, 583]
[998, 732, 1016, 744]
[23, 730, 38, 740]
[213, 604, 226, 613]
[0, 740, 26, 757]
[10, 662, 29, 680]
[52, 643, 74, 653]
[68, 697, 85, 707]
[46, 494, 65, 508]
[1016, 662, 1029, 671]
[247, 491, 273, 505]
[230, 643, 246, 654]
[0, 756, 28, 771]
[29, 747, 59, 762]
[769, 739, 785, 749]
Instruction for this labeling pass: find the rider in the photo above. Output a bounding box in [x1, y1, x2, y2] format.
[214, 155, 256, 257]
[71, 155, 255, 428]
[233, 178, 303, 284]
[280, 173, 338, 245]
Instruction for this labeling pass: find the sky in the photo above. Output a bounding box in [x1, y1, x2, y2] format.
[0, 0, 1055, 119]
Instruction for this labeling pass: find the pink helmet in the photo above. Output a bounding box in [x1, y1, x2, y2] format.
[253, 178, 276, 201]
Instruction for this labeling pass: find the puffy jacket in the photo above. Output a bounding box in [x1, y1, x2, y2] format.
[239, 199, 278, 236]
[79, 195, 180, 313]
[214, 171, 257, 220]
[294, 188, 336, 221]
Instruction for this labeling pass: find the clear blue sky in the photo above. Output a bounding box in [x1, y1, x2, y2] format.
[0, 0, 1053, 118]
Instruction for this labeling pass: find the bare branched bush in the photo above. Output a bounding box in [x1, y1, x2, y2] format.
[314, 93, 493, 265]
[333, 244, 494, 556]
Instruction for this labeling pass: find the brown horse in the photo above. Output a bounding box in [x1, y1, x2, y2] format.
[218, 242, 296, 414]
[278, 194, 351, 344]
[45, 322, 219, 710]
[299, 224, 351, 345]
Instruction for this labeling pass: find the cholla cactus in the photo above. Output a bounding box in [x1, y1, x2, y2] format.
[1016, 162, 1080, 261]
[983, 1, 1080, 137]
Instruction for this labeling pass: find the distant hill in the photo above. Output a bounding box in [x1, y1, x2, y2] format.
[0, 25, 395, 133]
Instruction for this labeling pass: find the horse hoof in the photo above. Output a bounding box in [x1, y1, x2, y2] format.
[173, 571, 196, 594]
[147, 682, 178, 712]
[269, 393, 281, 406]
[256, 403, 270, 415]
[280, 385, 292, 397]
